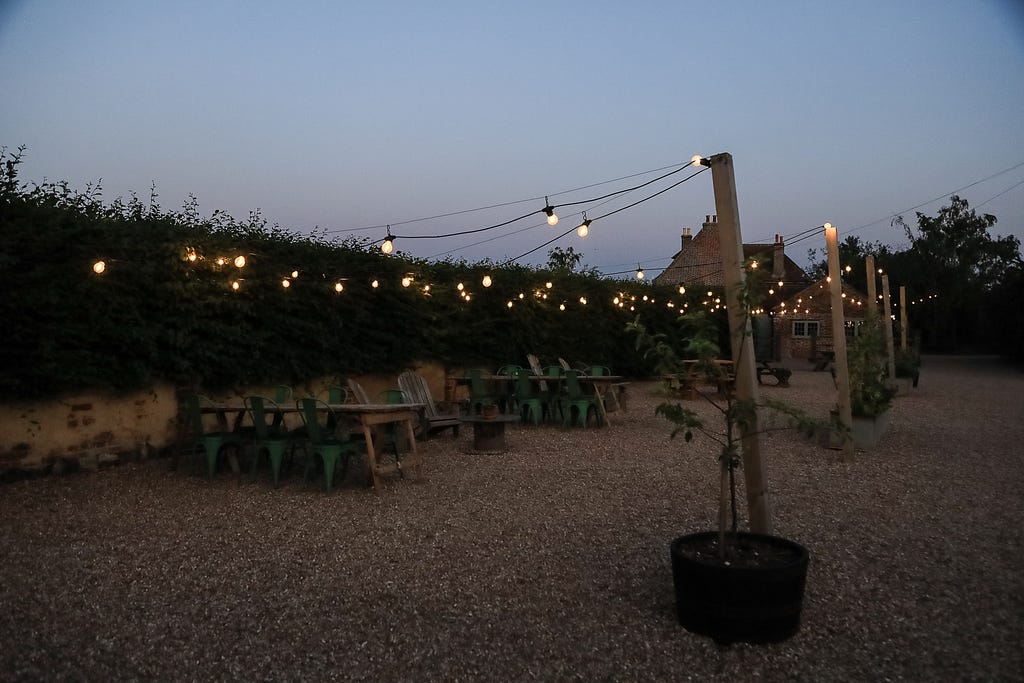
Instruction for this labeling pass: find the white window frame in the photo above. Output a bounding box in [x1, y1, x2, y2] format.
[792, 319, 820, 339]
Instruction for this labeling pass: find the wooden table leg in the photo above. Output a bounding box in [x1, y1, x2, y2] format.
[593, 384, 610, 426]
[361, 420, 384, 491]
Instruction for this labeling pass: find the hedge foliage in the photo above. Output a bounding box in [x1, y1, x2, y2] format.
[1, 147, 718, 399]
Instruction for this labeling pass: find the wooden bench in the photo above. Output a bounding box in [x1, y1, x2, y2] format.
[757, 361, 792, 386]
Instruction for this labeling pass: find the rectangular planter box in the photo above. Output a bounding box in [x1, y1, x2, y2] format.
[825, 409, 891, 450]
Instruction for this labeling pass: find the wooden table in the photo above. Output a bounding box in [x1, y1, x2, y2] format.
[459, 414, 520, 452]
[329, 403, 424, 491]
[200, 401, 425, 491]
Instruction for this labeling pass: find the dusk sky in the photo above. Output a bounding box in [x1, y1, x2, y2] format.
[2, 1, 1023, 277]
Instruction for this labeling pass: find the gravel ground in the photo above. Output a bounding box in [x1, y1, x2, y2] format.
[1, 355, 1022, 681]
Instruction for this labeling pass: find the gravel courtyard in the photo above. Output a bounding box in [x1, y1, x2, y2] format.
[2, 356, 1022, 681]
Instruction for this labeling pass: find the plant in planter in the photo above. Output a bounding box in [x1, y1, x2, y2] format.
[894, 347, 921, 388]
[627, 270, 820, 645]
[839, 321, 897, 448]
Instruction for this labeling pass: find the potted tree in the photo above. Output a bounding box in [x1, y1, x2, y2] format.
[627, 274, 819, 645]
[842, 321, 896, 449]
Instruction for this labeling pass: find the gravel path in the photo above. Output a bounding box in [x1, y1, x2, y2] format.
[1, 356, 1022, 681]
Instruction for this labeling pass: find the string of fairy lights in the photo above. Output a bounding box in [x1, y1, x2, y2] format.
[84, 150, 996, 316]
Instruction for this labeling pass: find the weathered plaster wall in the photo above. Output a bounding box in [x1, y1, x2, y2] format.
[0, 362, 455, 475]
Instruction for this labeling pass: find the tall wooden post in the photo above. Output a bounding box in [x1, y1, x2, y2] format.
[881, 275, 897, 381]
[899, 285, 908, 351]
[865, 255, 877, 320]
[826, 225, 854, 460]
[709, 152, 771, 534]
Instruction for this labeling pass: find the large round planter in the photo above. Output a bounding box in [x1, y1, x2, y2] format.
[670, 531, 809, 644]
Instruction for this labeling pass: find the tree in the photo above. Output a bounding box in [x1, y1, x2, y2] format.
[893, 196, 1022, 351]
[546, 246, 599, 276]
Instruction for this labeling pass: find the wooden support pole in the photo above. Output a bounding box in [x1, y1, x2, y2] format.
[865, 254, 877, 320]
[710, 152, 771, 534]
[826, 225, 854, 460]
[881, 275, 897, 381]
[899, 285, 908, 351]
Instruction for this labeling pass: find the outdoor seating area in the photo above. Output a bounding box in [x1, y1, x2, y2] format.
[3, 357, 1022, 680]
[174, 360, 629, 492]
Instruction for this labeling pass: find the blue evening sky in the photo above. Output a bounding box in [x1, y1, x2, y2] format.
[2, 1, 1022, 276]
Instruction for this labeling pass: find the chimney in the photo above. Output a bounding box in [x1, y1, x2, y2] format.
[680, 226, 692, 251]
[700, 214, 718, 234]
[772, 234, 786, 280]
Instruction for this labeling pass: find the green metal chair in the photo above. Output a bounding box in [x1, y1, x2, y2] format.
[273, 385, 293, 403]
[560, 370, 601, 427]
[244, 395, 291, 487]
[512, 368, 545, 425]
[466, 369, 499, 414]
[324, 385, 348, 404]
[296, 398, 361, 492]
[182, 394, 241, 479]
[496, 365, 522, 412]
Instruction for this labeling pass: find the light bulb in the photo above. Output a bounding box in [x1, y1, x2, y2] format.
[216, 257, 226, 266]
[371, 279, 379, 288]
[507, 301, 514, 308]
[691, 155, 705, 166]
[636, 267, 645, 280]
[92, 260, 106, 274]
[291, 270, 299, 279]
[707, 291, 713, 297]
[778, 280, 784, 287]
[559, 303, 566, 311]
[281, 279, 290, 288]
[402, 276, 412, 288]
[234, 255, 246, 268]
[335, 282, 344, 293]
[482, 275, 492, 287]
[231, 280, 240, 291]
[545, 281, 553, 289]
[577, 223, 588, 237]
[579, 296, 587, 305]
[678, 285, 685, 294]
[457, 282, 464, 291]
[546, 211, 558, 226]
[381, 239, 393, 254]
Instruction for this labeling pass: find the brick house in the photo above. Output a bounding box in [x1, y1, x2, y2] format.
[653, 214, 814, 360]
[772, 278, 871, 360]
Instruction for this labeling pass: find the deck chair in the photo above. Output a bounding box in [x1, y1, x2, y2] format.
[347, 378, 371, 404]
[397, 371, 461, 438]
[557, 357, 572, 371]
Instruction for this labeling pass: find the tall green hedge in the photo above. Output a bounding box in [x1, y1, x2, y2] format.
[1, 148, 714, 399]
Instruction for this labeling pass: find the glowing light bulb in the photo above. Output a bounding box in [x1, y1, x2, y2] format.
[464, 294, 471, 302]
[457, 282, 465, 291]
[281, 279, 290, 288]
[185, 248, 197, 262]
[545, 281, 553, 289]
[678, 285, 686, 294]
[559, 303, 566, 311]
[291, 270, 299, 278]
[507, 301, 514, 308]
[518, 292, 524, 299]
[381, 239, 393, 254]
[335, 282, 344, 293]
[216, 257, 226, 266]
[750, 260, 758, 269]
[423, 284, 430, 293]
[707, 291, 713, 297]
[691, 155, 704, 166]
[234, 255, 246, 268]
[92, 260, 106, 274]
[613, 297, 620, 304]
[768, 288, 775, 295]
[579, 296, 587, 305]
[371, 279, 379, 288]
[231, 280, 240, 291]
[482, 275, 492, 287]
[778, 280, 784, 287]
[543, 198, 558, 226]
[402, 276, 412, 288]
[635, 266, 645, 280]
[824, 222, 832, 230]
[577, 222, 589, 237]
[845, 264, 852, 273]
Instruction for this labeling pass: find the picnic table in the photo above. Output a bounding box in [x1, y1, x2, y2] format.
[198, 400, 425, 491]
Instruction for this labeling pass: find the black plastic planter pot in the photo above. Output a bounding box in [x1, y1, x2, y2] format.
[670, 531, 809, 644]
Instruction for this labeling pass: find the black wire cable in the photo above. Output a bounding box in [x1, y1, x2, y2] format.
[498, 167, 708, 265]
[323, 160, 693, 234]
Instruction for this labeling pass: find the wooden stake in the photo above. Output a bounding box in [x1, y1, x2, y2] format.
[865, 254, 877, 320]
[899, 285, 908, 351]
[881, 275, 897, 381]
[710, 152, 771, 535]
[826, 225, 854, 460]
